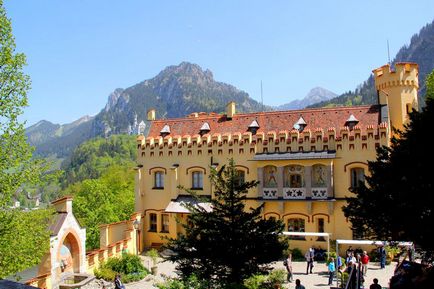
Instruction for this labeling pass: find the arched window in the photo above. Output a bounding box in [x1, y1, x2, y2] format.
[284, 165, 304, 188]
[312, 164, 327, 187]
[154, 171, 164, 189]
[287, 218, 305, 240]
[235, 170, 245, 186]
[263, 166, 278, 188]
[192, 171, 203, 189]
[350, 168, 365, 188]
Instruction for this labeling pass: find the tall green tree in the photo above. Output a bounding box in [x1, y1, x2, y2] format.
[70, 165, 135, 250]
[165, 159, 288, 286]
[343, 71, 434, 259]
[0, 0, 51, 278]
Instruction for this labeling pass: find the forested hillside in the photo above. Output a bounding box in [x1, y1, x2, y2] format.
[310, 19, 434, 108]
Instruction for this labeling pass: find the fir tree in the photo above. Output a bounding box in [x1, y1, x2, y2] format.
[165, 159, 288, 285]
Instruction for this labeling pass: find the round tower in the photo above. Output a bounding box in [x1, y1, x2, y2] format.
[372, 62, 419, 132]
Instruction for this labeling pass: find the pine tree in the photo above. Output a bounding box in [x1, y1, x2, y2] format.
[165, 159, 288, 285]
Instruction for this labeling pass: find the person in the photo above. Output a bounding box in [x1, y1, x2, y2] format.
[346, 246, 354, 257]
[378, 245, 387, 269]
[305, 247, 314, 274]
[328, 257, 336, 285]
[337, 255, 345, 272]
[361, 251, 370, 276]
[114, 274, 125, 289]
[295, 279, 306, 289]
[284, 253, 293, 282]
[369, 278, 382, 289]
[345, 261, 357, 289]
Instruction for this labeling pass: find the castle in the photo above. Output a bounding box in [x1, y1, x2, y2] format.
[134, 62, 419, 251]
[23, 63, 419, 289]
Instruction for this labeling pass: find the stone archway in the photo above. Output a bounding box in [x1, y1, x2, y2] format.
[57, 230, 82, 275]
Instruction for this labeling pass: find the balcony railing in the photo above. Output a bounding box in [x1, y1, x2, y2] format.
[283, 188, 306, 199]
[311, 188, 328, 199]
[263, 188, 278, 199]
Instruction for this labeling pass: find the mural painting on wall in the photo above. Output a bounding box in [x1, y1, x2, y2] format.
[264, 166, 278, 188]
[312, 165, 327, 187]
[59, 243, 73, 273]
[284, 165, 304, 188]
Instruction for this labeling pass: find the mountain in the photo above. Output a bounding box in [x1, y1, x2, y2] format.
[26, 62, 267, 158]
[309, 19, 434, 108]
[275, 87, 337, 110]
[26, 116, 94, 157]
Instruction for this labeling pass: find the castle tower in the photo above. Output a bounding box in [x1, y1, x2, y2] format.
[372, 62, 419, 133]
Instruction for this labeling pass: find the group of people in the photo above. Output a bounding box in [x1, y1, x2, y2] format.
[282, 246, 385, 289]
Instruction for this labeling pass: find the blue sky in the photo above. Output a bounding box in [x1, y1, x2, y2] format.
[4, 0, 434, 126]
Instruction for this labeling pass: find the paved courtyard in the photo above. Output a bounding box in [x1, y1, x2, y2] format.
[126, 256, 396, 289]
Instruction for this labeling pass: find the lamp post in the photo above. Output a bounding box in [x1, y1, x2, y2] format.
[133, 219, 141, 255]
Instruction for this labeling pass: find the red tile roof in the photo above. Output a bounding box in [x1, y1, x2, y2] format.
[147, 105, 381, 138]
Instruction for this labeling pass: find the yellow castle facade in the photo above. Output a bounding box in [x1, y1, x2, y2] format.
[133, 63, 419, 253]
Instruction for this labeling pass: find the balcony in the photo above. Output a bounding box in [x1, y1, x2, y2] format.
[262, 188, 278, 199]
[311, 188, 328, 199]
[283, 188, 306, 199]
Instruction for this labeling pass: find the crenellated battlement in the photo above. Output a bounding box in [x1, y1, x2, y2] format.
[137, 123, 388, 158]
[372, 62, 419, 90]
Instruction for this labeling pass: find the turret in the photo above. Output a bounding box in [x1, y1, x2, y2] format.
[372, 62, 419, 132]
[147, 108, 156, 121]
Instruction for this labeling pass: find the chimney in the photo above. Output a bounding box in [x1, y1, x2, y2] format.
[147, 109, 156, 121]
[226, 101, 236, 119]
[51, 196, 73, 214]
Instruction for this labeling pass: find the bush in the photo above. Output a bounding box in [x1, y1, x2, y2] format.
[243, 274, 268, 289]
[267, 269, 286, 286]
[291, 248, 304, 261]
[156, 274, 211, 289]
[243, 269, 286, 289]
[94, 267, 116, 281]
[94, 253, 149, 283]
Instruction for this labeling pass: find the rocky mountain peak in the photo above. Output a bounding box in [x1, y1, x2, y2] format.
[105, 88, 124, 112]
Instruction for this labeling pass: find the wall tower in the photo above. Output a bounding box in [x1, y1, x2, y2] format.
[372, 62, 419, 133]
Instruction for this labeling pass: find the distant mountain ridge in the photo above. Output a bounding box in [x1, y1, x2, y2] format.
[26, 62, 268, 158]
[310, 19, 434, 108]
[275, 87, 337, 110]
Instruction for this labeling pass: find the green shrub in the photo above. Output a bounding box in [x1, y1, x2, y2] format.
[95, 253, 148, 283]
[267, 269, 286, 286]
[290, 248, 304, 261]
[146, 248, 160, 267]
[243, 274, 268, 289]
[94, 267, 116, 281]
[156, 274, 210, 289]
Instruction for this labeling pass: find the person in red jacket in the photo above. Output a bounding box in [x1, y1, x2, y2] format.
[361, 251, 370, 276]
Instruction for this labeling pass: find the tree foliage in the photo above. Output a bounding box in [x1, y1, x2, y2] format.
[343, 71, 434, 259]
[69, 165, 135, 250]
[0, 0, 51, 277]
[0, 208, 53, 278]
[61, 134, 136, 187]
[165, 159, 288, 285]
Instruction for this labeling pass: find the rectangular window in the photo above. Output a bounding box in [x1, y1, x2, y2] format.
[154, 172, 164, 189]
[351, 168, 365, 188]
[149, 213, 157, 232]
[161, 214, 169, 233]
[287, 218, 306, 240]
[192, 171, 203, 189]
[317, 218, 325, 241]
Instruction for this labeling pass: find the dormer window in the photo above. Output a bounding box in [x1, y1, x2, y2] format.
[160, 124, 171, 137]
[248, 120, 260, 135]
[200, 122, 210, 135]
[345, 114, 359, 130]
[293, 116, 307, 132]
